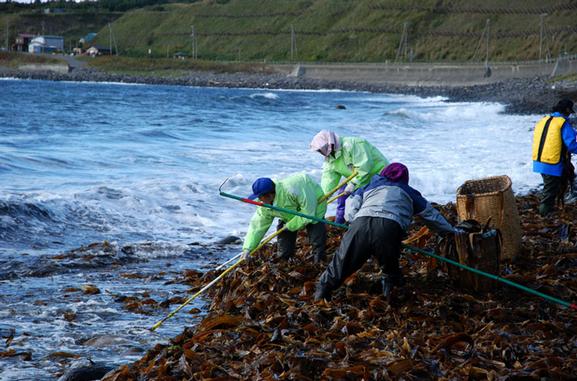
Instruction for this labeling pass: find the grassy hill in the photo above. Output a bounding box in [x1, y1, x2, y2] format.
[92, 0, 577, 62]
[0, 10, 122, 52]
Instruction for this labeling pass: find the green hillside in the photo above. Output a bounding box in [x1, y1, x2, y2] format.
[93, 0, 577, 62]
[0, 11, 122, 51]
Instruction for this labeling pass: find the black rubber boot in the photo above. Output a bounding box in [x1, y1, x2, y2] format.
[381, 275, 394, 300]
[314, 285, 332, 301]
[381, 273, 404, 300]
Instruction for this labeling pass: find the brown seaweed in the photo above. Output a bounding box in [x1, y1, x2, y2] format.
[102, 195, 577, 380]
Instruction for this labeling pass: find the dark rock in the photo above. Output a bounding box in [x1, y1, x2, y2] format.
[57, 359, 112, 381]
[82, 335, 129, 347]
[214, 235, 241, 245]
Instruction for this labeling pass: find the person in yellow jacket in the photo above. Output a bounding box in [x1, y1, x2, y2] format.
[310, 130, 389, 223]
[532, 99, 577, 216]
[241, 173, 327, 263]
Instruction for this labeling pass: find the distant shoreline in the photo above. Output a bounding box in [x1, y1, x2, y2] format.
[1, 66, 576, 115]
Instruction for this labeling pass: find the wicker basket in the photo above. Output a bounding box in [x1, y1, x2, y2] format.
[456, 175, 521, 260]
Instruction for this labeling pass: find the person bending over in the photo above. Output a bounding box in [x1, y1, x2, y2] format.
[241, 173, 327, 263]
[314, 163, 455, 301]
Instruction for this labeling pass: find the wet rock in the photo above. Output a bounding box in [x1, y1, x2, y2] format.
[122, 347, 145, 355]
[0, 349, 31, 361]
[120, 245, 134, 255]
[57, 359, 112, 381]
[81, 284, 100, 295]
[47, 351, 80, 360]
[214, 235, 241, 245]
[82, 335, 129, 348]
[0, 326, 15, 347]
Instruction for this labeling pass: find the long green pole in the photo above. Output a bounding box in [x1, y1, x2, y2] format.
[224, 195, 577, 312]
[218, 191, 348, 230]
[215, 171, 357, 270]
[404, 244, 577, 311]
[150, 172, 358, 331]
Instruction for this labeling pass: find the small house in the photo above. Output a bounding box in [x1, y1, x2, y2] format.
[14, 33, 35, 52]
[86, 45, 112, 57]
[28, 35, 64, 54]
[43, 8, 65, 14]
[79, 33, 97, 47]
[173, 51, 188, 60]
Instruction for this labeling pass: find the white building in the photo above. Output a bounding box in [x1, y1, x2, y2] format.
[28, 36, 64, 54]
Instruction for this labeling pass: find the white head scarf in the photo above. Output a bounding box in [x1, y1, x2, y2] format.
[310, 130, 340, 157]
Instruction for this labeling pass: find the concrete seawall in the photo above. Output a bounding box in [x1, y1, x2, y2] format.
[17, 63, 70, 75]
[275, 57, 577, 87]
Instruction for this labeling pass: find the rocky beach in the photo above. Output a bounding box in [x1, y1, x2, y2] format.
[97, 195, 577, 380]
[4, 0, 577, 378]
[2, 63, 577, 380]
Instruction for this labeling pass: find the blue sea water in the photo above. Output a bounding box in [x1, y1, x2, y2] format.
[0, 78, 543, 379]
[0, 79, 543, 256]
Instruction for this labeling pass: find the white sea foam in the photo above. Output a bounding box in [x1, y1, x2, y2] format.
[1, 82, 547, 252]
[60, 80, 146, 86]
[274, 88, 354, 93]
[249, 91, 279, 99]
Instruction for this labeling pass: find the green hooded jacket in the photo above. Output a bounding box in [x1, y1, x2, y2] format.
[242, 173, 327, 252]
[320, 136, 389, 193]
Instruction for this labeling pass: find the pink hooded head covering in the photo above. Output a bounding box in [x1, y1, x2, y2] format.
[310, 130, 340, 157]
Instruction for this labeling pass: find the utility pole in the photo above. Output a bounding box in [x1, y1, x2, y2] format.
[191, 25, 197, 60]
[4, 19, 8, 51]
[111, 25, 119, 56]
[290, 24, 296, 61]
[108, 23, 113, 56]
[539, 13, 547, 62]
[396, 22, 409, 62]
[484, 19, 490, 68]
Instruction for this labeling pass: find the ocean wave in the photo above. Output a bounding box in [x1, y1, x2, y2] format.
[249, 92, 279, 100]
[60, 80, 146, 87]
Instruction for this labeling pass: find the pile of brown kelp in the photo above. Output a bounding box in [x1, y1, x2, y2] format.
[102, 195, 577, 380]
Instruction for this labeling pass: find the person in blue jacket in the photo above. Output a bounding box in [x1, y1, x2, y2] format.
[314, 163, 455, 301]
[532, 98, 577, 216]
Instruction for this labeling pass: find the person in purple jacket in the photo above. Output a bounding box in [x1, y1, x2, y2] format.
[314, 163, 455, 301]
[532, 98, 577, 216]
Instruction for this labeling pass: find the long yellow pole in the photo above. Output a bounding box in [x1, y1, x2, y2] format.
[150, 171, 358, 331]
[150, 227, 284, 331]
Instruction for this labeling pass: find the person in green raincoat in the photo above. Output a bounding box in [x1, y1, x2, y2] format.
[310, 130, 389, 223]
[241, 173, 327, 263]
